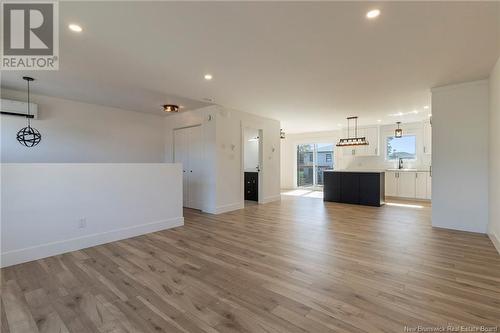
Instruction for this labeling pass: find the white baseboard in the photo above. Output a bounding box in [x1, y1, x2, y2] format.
[214, 202, 245, 214]
[488, 230, 500, 255]
[261, 194, 281, 204]
[1, 217, 184, 268]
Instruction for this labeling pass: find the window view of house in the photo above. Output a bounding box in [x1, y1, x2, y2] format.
[386, 135, 417, 160]
[297, 143, 334, 187]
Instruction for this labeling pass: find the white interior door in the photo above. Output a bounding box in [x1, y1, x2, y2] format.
[187, 126, 203, 210]
[174, 128, 189, 206]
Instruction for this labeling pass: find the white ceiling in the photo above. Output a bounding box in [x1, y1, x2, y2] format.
[2, 2, 499, 133]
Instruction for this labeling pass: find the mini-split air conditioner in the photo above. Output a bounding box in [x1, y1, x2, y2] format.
[0, 99, 38, 119]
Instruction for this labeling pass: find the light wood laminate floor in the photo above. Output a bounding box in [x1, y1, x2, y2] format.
[2, 196, 500, 332]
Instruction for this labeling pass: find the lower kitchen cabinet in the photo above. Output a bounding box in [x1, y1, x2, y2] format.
[426, 172, 432, 199]
[415, 172, 427, 199]
[385, 171, 398, 197]
[385, 170, 431, 200]
[398, 172, 416, 198]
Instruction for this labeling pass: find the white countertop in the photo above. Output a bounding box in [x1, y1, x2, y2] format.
[325, 170, 384, 173]
[386, 168, 431, 172]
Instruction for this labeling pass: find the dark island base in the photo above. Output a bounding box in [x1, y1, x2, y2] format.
[323, 171, 385, 207]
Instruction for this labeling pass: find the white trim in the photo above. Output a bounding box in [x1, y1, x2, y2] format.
[1, 217, 184, 268]
[261, 195, 281, 204]
[488, 230, 500, 255]
[431, 79, 488, 93]
[214, 202, 245, 214]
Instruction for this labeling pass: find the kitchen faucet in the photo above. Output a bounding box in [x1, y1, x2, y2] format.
[398, 158, 404, 170]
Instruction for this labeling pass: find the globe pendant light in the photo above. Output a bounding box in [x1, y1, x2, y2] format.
[17, 76, 42, 147]
[395, 122, 403, 138]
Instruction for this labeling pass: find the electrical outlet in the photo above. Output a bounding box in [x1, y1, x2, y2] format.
[78, 218, 87, 229]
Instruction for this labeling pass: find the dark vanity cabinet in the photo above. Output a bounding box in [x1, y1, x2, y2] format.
[244, 172, 258, 201]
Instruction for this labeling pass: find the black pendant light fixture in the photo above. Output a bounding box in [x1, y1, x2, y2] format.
[395, 122, 403, 138]
[16, 77, 42, 147]
[336, 116, 369, 147]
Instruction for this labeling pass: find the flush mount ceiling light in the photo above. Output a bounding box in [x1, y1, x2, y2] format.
[204, 74, 213, 81]
[336, 116, 369, 147]
[395, 122, 403, 138]
[163, 104, 179, 113]
[17, 77, 42, 147]
[68, 24, 83, 32]
[366, 9, 381, 19]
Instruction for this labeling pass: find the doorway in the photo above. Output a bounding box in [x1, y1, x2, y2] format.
[243, 127, 262, 203]
[296, 143, 334, 189]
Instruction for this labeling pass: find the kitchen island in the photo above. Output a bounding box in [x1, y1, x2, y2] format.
[323, 170, 385, 207]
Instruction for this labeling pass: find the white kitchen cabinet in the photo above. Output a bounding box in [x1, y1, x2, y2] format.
[426, 171, 432, 199]
[415, 172, 427, 199]
[174, 125, 203, 210]
[362, 127, 380, 156]
[385, 170, 431, 199]
[385, 171, 398, 196]
[423, 120, 432, 155]
[398, 172, 416, 198]
[341, 126, 379, 157]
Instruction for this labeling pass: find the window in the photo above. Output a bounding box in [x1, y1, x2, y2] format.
[386, 135, 416, 160]
[297, 143, 334, 187]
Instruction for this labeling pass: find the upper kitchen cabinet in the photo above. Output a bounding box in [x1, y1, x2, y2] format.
[342, 126, 380, 157]
[361, 126, 380, 156]
[423, 120, 432, 155]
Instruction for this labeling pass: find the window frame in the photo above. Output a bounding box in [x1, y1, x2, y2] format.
[385, 134, 418, 161]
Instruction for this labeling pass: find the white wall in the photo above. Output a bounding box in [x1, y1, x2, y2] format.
[1, 163, 183, 267]
[218, 108, 281, 210]
[280, 121, 431, 189]
[432, 80, 489, 233]
[488, 57, 500, 251]
[165, 106, 281, 214]
[244, 127, 259, 172]
[1, 89, 165, 163]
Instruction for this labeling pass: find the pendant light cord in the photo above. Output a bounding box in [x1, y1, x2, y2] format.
[27, 79, 31, 127]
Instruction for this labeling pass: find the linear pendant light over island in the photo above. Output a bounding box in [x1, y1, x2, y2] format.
[336, 116, 369, 147]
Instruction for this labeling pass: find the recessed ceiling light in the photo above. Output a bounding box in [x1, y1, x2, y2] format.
[204, 74, 213, 81]
[412, 110, 419, 114]
[377, 119, 382, 123]
[366, 9, 381, 19]
[428, 113, 432, 117]
[423, 105, 429, 109]
[68, 24, 83, 32]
